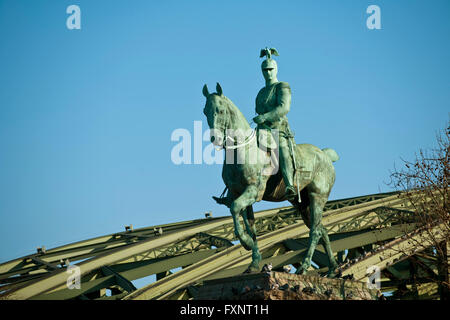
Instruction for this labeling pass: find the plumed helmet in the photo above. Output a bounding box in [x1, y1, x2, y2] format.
[260, 47, 279, 70]
[261, 58, 277, 70]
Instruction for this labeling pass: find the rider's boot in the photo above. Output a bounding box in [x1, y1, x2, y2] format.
[212, 195, 232, 208]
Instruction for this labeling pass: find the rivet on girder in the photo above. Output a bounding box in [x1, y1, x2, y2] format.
[37, 246, 46, 254]
[60, 259, 70, 267]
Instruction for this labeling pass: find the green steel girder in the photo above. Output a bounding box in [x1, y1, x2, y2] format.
[124, 194, 409, 300]
[144, 193, 443, 300]
[101, 266, 136, 293]
[196, 233, 234, 248]
[382, 258, 439, 283]
[163, 237, 443, 300]
[0, 217, 231, 278]
[30, 275, 117, 300]
[0, 192, 398, 278]
[127, 200, 412, 267]
[322, 191, 400, 211]
[283, 238, 330, 268]
[26, 249, 222, 300]
[326, 207, 416, 234]
[111, 248, 221, 281]
[1, 191, 427, 300]
[340, 220, 447, 281]
[204, 223, 419, 281]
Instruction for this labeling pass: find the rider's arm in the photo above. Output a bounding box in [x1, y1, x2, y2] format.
[262, 82, 291, 122]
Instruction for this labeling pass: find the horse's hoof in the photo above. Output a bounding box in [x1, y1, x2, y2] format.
[243, 262, 260, 274]
[326, 265, 339, 278]
[243, 267, 258, 274]
[295, 264, 308, 275]
[326, 270, 337, 278]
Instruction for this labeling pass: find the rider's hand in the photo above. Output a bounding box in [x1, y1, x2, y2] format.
[253, 114, 266, 124]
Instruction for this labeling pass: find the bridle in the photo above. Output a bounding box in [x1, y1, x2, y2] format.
[214, 128, 257, 151]
[209, 95, 256, 151]
[224, 129, 256, 150]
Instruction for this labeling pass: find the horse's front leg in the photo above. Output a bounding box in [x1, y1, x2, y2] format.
[242, 205, 256, 240]
[230, 186, 261, 273]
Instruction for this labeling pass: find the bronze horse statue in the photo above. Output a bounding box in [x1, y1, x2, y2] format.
[202, 83, 339, 275]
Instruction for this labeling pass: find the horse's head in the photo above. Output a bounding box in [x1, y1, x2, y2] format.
[202, 83, 229, 147]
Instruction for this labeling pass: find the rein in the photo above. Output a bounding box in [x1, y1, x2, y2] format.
[211, 96, 256, 151]
[224, 129, 256, 150]
[214, 128, 256, 151]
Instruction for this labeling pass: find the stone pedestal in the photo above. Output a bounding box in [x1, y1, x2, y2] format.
[195, 271, 382, 300]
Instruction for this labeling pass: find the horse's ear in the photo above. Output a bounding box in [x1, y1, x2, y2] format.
[202, 84, 209, 98]
[216, 83, 223, 96]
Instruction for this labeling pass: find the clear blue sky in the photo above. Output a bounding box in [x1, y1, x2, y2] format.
[0, 0, 448, 264]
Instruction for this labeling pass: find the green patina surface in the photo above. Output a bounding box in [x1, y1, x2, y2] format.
[202, 48, 340, 275]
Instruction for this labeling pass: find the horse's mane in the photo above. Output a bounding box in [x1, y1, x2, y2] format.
[213, 93, 249, 127]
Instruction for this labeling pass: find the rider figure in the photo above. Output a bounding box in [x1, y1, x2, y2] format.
[253, 48, 297, 201]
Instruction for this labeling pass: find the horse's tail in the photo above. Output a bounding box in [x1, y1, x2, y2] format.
[322, 148, 339, 163]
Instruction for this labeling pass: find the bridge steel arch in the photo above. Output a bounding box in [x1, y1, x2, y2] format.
[0, 191, 447, 300]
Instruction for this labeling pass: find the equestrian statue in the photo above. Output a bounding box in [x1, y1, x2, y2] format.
[202, 47, 340, 276]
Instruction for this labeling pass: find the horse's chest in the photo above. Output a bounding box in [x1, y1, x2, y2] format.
[222, 164, 259, 194]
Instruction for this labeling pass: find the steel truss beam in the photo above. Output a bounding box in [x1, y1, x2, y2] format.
[2, 190, 445, 300]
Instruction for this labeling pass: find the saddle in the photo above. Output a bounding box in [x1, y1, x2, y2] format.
[256, 126, 315, 202]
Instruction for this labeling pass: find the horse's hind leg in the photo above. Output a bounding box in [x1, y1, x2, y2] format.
[290, 188, 311, 227]
[319, 225, 339, 276]
[296, 191, 327, 275]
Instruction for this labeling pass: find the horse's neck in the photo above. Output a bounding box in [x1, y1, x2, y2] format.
[226, 100, 251, 132]
[223, 100, 257, 164]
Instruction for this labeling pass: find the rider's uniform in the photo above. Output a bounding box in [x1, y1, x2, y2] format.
[255, 81, 296, 199]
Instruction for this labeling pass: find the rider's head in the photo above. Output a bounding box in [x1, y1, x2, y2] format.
[261, 58, 278, 83]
